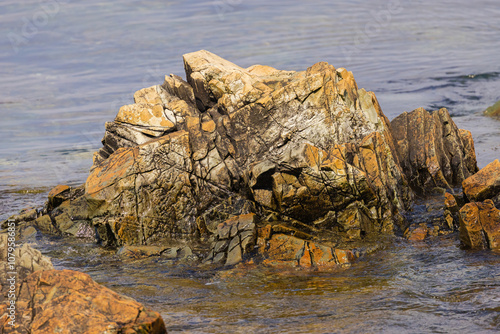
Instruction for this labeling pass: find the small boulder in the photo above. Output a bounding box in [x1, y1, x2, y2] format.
[462, 159, 500, 204]
[459, 200, 500, 249]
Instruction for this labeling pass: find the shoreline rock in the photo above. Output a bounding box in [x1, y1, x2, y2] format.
[0, 234, 167, 333]
[1, 50, 488, 267]
[1, 269, 167, 333]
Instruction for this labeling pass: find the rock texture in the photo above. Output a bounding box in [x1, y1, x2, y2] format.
[82, 50, 415, 249]
[391, 107, 478, 194]
[0, 269, 167, 333]
[4, 50, 482, 266]
[462, 159, 500, 204]
[459, 200, 500, 249]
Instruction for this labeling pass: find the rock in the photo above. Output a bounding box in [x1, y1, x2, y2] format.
[462, 159, 500, 204]
[484, 100, 500, 117]
[404, 224, 429, 241]
[0, 234, 53, 274]
[47, 184, 71, 209]
[25, 51, 485, 265]
[459, 200, 500, 249]
[117, 245, 167, 258]
[0, 233, 54, 326]
[34, 214, 58, 234]
[391, 107, 478, 194]
[82, 50, 419, 247]
[0, 269, 167, 333]
[206, 213, 257, 266]
[260, 233, 357, 268]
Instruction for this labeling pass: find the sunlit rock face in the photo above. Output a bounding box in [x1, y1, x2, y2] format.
[11, 51, 480, 267]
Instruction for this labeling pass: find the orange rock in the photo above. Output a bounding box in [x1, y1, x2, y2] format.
[444, 192, 458, 210]
[462, 159, 500, 202]
[391, 107, 478, 194]
[2, 269, 166, 333]
[459, 200, 500, 249]
[262, 234, 356, 268]
[405, 225, 429, 241]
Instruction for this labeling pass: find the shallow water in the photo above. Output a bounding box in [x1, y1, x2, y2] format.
[1, 0, 500, 332]
[37, 234, 500, 333]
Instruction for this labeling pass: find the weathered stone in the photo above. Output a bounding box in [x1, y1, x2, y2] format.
[0, 234, 53, 274]
[86, 131, 200, 244]
[47, 184, 71, 209]
[459, 200, 500, 249]
[462, 159, 500, 203]
[261, 234, 357, 268]
[0, 269, 166, 333]
[34, 214, 58, 234]
[391, 107, 478, 194]
[30, 51, 487, 267]
[209, 214, 257, 266]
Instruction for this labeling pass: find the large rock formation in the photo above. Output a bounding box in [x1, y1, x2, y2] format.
[459, 200, 500, 250]
[4, 51, 481, 266]
[84, 50, 414, 248]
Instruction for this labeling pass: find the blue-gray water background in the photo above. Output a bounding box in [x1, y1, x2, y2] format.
[1, 1, 499, 333]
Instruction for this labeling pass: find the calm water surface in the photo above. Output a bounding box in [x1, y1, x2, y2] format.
[1, 0, 499, 332]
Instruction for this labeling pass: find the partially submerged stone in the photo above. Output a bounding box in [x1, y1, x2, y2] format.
[459, 200, 500, 249]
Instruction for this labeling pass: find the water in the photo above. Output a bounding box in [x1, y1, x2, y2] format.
[39, 235, 500, 333]
[1, 0, 500, 332]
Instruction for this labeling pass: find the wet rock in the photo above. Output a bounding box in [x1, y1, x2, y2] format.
[206, 213, 257, 266]
[462, 159, 500, 204]
[484, 100, 500, 117]
[391, 107, 478, 194]
[22, 51, 486, 266]
[0, 234, 53, 275]
[47, 184, 71, 209]
[404, 224, 429, 241]
[0, 269, 167, 333]
[459, 200, 500, 249]
[118, 245, 169, 259]
[444, 192, 461, 230]
[260, 233, 357, 268]
[34, 214, 58, 235]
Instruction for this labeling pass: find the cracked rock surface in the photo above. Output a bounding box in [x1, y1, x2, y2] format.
[3, 50, 481, 267]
